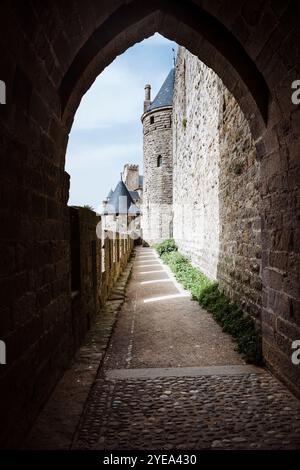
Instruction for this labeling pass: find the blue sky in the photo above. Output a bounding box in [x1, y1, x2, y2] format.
[66, 33, 178, 212]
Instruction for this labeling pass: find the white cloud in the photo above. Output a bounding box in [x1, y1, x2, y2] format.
[66, 33, 178, 208]
[72, 64, 142, 130]
[72, 33, 177, 131]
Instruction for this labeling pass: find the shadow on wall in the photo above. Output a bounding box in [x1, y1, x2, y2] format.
[69, 206, 134, 353]
[217, 88, 262, 324]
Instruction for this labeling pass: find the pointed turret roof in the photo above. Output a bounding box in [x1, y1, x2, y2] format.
[107, 188, 113, 200]
[105, 180, 135, 215]
[147, 68, 175, 112]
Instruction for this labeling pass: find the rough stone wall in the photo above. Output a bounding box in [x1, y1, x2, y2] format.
[173, 50, 221, 279]
[70, 207, 101, 355]
[142, 109, 173, 244]
[173, 47, 262, 321]
[70, 208, 134, 359]
[218, 89, 262, 320]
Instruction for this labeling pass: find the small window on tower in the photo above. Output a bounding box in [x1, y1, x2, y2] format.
[150, 116, 154, 124]
[157, 155, 162, 167]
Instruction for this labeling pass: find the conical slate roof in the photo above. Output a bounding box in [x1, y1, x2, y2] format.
[147, 68, 175, 112]
[105, 180, 135, 215]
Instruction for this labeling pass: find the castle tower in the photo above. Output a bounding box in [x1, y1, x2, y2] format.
[141, 69, 174, 244]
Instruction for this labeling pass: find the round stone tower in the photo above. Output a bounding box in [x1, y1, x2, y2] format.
[141, 69, 174, 245]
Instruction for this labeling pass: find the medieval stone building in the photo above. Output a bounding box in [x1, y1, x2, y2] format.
[102, 164, 143, 238]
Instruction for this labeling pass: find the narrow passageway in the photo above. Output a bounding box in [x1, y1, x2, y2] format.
[104, 247, 244, 369]
[72, 248, 300, 450]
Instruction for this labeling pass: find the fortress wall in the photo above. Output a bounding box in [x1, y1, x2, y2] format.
[173, 47, 262, 321]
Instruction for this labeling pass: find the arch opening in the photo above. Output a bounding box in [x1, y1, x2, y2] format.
[66, 33, 263, 346]
[60, 0, 269, 138]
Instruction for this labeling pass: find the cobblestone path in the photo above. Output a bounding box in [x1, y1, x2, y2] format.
[73, 248, 300, 450]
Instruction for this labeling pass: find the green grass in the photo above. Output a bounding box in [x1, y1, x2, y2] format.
[198, 283, 262, 364]
[155, 240, 262, 365]
[161, 251, 212, 301]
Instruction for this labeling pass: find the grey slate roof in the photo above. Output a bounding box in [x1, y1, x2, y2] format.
[104, 180, 135, 215]
[147, 68, 175, 112]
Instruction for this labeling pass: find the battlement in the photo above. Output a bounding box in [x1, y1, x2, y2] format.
[124, 164, 139, 171]
[122, 164, 140, 191]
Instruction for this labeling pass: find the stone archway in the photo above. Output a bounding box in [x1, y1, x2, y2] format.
[0, 0, 299, 447]
[60, 0, 269, 134]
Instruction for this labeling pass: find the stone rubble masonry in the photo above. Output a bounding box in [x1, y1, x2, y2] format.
[173, 47, 262, 322]
[173, 49, 221, 281]
[0, 204, 133, 449]
[219, 87, 262, 320]
[142, 108, 173, 244]
[70, 207, 133, 355]
[172, 45, 300, 397]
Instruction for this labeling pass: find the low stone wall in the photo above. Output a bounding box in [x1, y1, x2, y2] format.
[70, 207, 133, 354]
[173, 51, 221, 280]
[0, 207, 133, 448]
